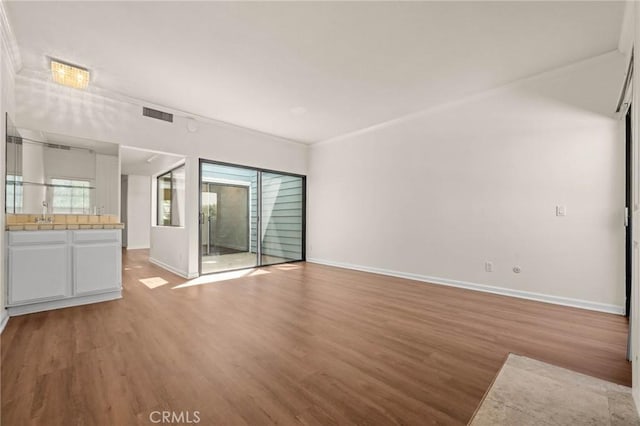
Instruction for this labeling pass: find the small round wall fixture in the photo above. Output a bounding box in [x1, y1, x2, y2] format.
[187, 118, 198, 133]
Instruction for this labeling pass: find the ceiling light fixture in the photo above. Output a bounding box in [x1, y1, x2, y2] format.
[50, 60, 90, 89]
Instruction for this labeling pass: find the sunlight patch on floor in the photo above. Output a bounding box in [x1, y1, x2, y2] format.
[200, 252, 290, 274]
[172, 268, 270, 289]
[271, 263, 301, 271]
[139, 277, 170, 289]
[125, 265, 144, 271]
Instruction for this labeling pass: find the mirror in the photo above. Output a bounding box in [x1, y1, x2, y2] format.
[5, 115, 21, 214]
[5, 116, 119, 215]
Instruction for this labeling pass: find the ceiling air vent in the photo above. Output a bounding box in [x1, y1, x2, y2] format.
[143, 107, 173, 123]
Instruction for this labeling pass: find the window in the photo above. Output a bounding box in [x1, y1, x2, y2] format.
[6, 175, 23, 213]
[157, 165, 185, 226]
[51, 178, 91, 214]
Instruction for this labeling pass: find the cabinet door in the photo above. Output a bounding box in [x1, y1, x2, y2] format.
[73, 242, 121, 295]
[8, 245, 70, 305]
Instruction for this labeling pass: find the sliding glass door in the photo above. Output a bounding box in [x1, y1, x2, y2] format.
[199, 160, 304, 274]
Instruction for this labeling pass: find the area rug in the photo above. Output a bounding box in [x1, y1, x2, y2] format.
[469, 354, 639, 425]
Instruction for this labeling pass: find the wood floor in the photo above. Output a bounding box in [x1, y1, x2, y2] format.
[1, 249, 631, 425]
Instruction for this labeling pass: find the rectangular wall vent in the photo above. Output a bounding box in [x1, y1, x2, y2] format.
[143, 107, 173, 123]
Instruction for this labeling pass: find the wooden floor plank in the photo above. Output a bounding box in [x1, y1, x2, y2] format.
[1, 249, 631, 425]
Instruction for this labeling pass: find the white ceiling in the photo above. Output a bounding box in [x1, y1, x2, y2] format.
[120, 146, 184, 177]
[6, 1, 625, 143]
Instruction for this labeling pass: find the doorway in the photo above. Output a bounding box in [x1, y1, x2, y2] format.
[200, 165, 257, 274]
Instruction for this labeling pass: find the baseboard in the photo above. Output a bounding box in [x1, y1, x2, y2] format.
[126, 245, 151, 250]
[0, 309, 9, 334]
[149, 257, 197, 279]
[7, 290, 122, 316]
[307, 258, 624, 315]
[634, 387, 640, 417]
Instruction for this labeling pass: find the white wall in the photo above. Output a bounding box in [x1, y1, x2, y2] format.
[150, 225, 190, 278]
[125, 174, 151, 249]
[308, 51, 626, 313]
[95, 153, 119, 215]
[14, 77, 307, 278]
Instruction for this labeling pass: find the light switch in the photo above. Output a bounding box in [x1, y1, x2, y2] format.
[556, 205, 567, 217]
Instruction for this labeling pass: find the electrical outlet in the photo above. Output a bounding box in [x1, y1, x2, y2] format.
[484, 261, 493, 272]
[556, 205, 567, 217]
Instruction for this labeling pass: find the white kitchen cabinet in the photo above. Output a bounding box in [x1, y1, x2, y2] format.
[6, 230, 122, 315]
[8, 231, 70, 305]
[72, 230, 121, 295]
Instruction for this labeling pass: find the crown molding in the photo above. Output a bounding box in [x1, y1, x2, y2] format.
[0, 1, 22, 74]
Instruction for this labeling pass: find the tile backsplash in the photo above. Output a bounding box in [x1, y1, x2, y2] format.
[6, 214, 119, 224]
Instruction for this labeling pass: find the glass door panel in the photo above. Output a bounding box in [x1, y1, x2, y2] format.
[200, 187, 217, 256]
[200, 163, 258, 274]
[260, 172, 304, 266]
